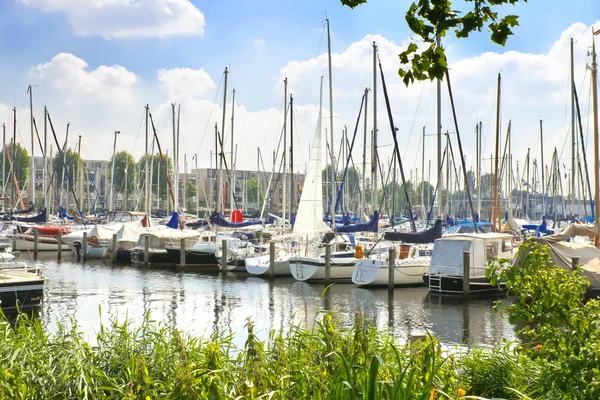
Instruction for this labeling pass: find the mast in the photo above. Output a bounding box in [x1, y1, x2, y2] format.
[422, 126, 425, 216]
[327, 19, 335, 219]
[476, 123, 481, 217]
[372, 41, 378, 214]
[215, 123, 222, 215]
[231, 88, 236, 211]
[78, 134, 83, 212]
[592, 30, 599, 236]
[361, 88, 368, 217]
[145, 105, 150, 217]
[436, 33, 442, 218]
[526, 148, 531, 219]
[12, 107, 16, 208]
[43, 107, 48, 218]
[571, 37, 576, 219]
[282, 78, 287, 226]
[492, 73, 501, 231]
[1, 124, 4, 199]
[109, 130, 118, 211]
[123, 156, 128, 211]
[27, 85, 35, 207]
[177, 105, 181, 211]
[290, 93, 295, 216]
[171, 103, 177, 212]
[220, 67, 229, 214]
[540, 120, 545, 218]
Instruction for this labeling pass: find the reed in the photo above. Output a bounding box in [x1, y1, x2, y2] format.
[0, 310, 536, 399]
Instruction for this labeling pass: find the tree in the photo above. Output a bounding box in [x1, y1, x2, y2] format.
[340, 0, 526, 85]
[479, 173, 493, 199]
[0, 142, 30, 193]
[246, 178, 264, 206]
[53, 148, 81, 192]
[109, 151, 136, 195]
[322, 164, 368, 213]
[416, 181, 434, 209]
[139, 154, 174, 209]
[186, 181, 197, 212]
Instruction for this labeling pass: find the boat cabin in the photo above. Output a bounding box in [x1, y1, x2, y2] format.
[109, 211, 146, 223]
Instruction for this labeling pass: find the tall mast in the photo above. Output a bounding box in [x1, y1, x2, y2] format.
[290, 93, 295, 216]
[571, 37, 576, 218]
[372, 41, 378, 214]
[1, 123, 4, 200]
[422, 126, 425, 215]
[145, 105, 150, 217]
[220, 67, 229, 214]
[171, 103, 177, 212]
[526, 148, 530, 219]
[540, 120, 545, 218]
[177, 104, 181, 211]
[27, 85, 35, 207]
[215, 123, 222, 215]
[43, 107, 47, 218]
[327, 19, 335, 219]
[110, 131, 118, 211]
[78, 134, 83, 211]
[436, 33, 442, 218]
[123, 156, 128, 211]
[493, 73, 501, 231]
[476, 123, 481, 217]
[282, 78, 287, 226]
[361, 88, 368, 216]
[12, 107, 16, 208]
[231, 88, 236, 210]
[591, 31, 599, 234]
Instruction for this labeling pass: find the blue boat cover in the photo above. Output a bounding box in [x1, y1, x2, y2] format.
[166, 211, 179, 229]
[383, 219, 442, 244]
[210, 212, 263, 228]
[58, 206, 75, 221]
[337, 211, 379, 233]
[9, 209, 47, 223]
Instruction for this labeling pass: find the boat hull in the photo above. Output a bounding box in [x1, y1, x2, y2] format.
[0, 274, 45, 312]
[131, 249, 174, 266]
[289, 256, 356, 282]
[424, 274, 503, 295]
[245, 255, 291, 276]
[353, 258, 428, 286]
[12, 235, 70, 251]
[166, 248, 221, 271]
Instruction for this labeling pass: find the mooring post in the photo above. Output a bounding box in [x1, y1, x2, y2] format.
[144, 235, 149, 267]
[462, 251, 471, 296]
[82, 231, 88, 261]
[221, 239, 228, 274]
[57, 230, 62, 262]
[33, 229, 39, 260]
[11, 226, 16, 250]
[571, 256, 580, 272]
[269, 241, 275, 280]
[111, 233, 117, 264]
[180, 237, 186, 267]
[325, 243, 332, 285]
[388, 247, 396, 292]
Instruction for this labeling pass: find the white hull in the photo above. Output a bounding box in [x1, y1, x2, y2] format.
[289, 256, 356, 282]
[13, 236, 70, 251]
[245, 254, 291, 276]
[352, 258, 428, 286]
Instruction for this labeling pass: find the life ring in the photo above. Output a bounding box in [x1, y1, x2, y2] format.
[89, 235, 100, 246]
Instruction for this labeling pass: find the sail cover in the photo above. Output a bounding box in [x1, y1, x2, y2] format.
[293, 100, 328, 237]
[210, 212, 263, 228]
[337, 211, 379, 233]
[383, 218, 442, 244]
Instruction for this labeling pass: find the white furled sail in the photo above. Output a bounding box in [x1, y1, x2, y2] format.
[293, 77, 328, 237]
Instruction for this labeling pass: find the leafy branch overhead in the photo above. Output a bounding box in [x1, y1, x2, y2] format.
[340, 0, 527, 85]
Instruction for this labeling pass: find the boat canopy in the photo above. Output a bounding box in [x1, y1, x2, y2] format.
[337, 211, 379, 233]
[384, 219, 442, 244]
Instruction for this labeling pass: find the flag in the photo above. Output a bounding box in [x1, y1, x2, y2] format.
[595, 28, 600, 36]
[521, 179, 531, 188]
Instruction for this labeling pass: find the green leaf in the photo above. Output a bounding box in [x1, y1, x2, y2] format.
[339, 0, 368, 8]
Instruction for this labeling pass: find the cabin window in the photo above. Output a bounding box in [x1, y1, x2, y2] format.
[486, 242, 499, 259]
[502, 238, 513, 252]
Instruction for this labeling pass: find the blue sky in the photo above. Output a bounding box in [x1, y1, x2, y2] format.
[0, 0, 598, 180]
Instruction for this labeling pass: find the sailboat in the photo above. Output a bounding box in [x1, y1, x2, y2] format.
[247, 75, 330, 276]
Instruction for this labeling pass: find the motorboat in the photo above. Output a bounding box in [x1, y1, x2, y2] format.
[0, 262, 47, 312]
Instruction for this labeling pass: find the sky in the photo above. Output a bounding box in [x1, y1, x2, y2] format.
[0, 0, 599, 188]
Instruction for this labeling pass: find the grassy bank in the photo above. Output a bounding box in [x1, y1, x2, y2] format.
[0, 312, 533, 400]
[1, 241, 599, 399]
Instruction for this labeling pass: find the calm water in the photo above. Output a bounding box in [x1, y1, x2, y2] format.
[26, 253, 515, 347]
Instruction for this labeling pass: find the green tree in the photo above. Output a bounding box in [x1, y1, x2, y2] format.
[246, 178, 264, 206]
[341, 0, 526, 85]
[139, 154, 174, 209]
[186, 181, 197, 212]
[53, 148, 81, 191]
[322, 164, 368, 213]
[479, 173, 493, 199]
[109, 151, 136, 195]
[416, 181, 434, 208]
[0, 142, 30, 192]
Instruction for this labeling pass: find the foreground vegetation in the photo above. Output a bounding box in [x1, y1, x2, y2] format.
[1, 241, 598, 399]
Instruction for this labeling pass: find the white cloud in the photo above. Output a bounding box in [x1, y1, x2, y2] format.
[20, 0, 206, 38]
[158, 68, 215, 100]
[253, 39, 265, 46]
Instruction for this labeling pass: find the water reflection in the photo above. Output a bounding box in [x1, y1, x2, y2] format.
[28, 253, 515, 346]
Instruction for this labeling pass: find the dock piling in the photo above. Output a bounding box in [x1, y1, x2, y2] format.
[462, 251, 470, 296]
[221, 239, 228, 274]
[144, 235, 149, 267]
[82, 231, 88, 261]
[33, 229, 39, 260]
[269, 241, 275, 280]
[180, 238, 186, 267]
[57, 230, 62, 262]
[111, 233, 117, 264]
[388, 248, 396, 291]
[325, 244, 332, 285]
[571, 256, 580, 271]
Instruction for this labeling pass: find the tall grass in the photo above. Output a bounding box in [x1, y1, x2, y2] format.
[0, 311, 534, 399]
